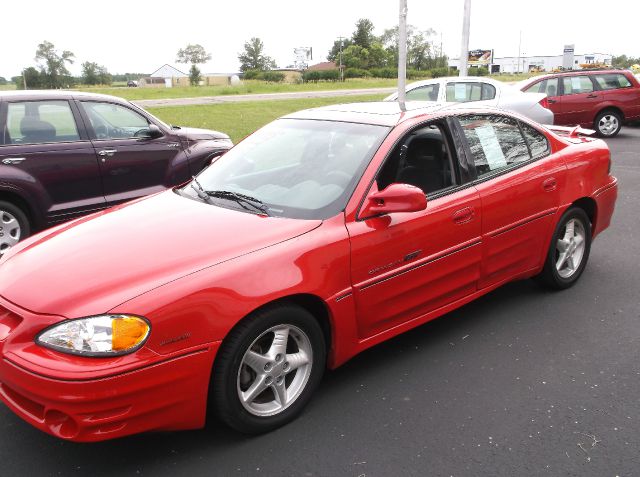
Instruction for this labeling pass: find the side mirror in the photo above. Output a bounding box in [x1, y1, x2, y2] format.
[135, 124, 164, 140]
[359, 183, 427, 219]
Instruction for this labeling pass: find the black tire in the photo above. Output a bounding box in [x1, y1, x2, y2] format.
[0, 200, 30, 253]
[210, 303, 326, 434]
[536, 207, 591, 290]
[594, 110, 622, 137]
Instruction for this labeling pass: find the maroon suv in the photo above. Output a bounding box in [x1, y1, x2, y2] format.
[0, 91, 232, 252]
[520, 69, 640, 137]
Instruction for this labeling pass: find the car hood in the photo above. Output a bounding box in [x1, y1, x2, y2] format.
[0, 191, 321, 317]
[175, 126, 230, 141]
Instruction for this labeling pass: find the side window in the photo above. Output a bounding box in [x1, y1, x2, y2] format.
[377, 123, 456, 195]
[562, 76, 594, 95]
[406, 84, 440, 101]
[81, 102, 150, 140]
[520, 122, 550, 158]
[524, 81, 544, 93]
[446, 82, 495, 102]
[458, 115, 531, 178]
[541, 78, 559, 97]
[593, 73, 632, 90]
[5, 101, 80, 145]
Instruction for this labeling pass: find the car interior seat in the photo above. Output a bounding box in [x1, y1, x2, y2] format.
[20, 117, 57, 143]
[397, 137, 447, 194]
[547, 84, 557, 96]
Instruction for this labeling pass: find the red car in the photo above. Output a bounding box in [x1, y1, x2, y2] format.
[519, 69, 640, 137]
[0, 102, 617, 441]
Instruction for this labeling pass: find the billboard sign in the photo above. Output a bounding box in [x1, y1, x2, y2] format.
[468, 49, 493, 66]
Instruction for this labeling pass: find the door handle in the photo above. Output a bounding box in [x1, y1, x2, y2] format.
[1, 157, 26, 165]
[543, 177, 557, 192]
[548, 99, 557, 104]
[452, 207, 475, 224]
[97, 149, 117, 162]
[586, 94, 598, 98]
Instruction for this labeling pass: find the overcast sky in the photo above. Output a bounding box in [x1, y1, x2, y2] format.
[2, 0, 639, 79]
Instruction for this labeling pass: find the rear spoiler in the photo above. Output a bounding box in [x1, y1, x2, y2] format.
[544, 125, 596, 138]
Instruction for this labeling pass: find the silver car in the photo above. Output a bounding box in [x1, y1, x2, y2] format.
[384, 76, 554, 125]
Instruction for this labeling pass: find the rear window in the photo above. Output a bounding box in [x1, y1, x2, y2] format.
[5, 101, 80, 145]
[593, 73, 632, 90]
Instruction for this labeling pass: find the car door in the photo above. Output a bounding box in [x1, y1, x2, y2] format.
[455, 114, 564, 289]
[78, 100, 189, 206]
[558, 75, 601, 126]
[0, 99, 105, 226]
[523, 77, 562, 121]
[346, 119, 482, 339]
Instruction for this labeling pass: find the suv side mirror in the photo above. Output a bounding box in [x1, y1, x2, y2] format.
[359, 183, 427, 219]
[136, 124, 164, 140]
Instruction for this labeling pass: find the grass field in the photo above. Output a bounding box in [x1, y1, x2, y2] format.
[147, 94, 386, 143]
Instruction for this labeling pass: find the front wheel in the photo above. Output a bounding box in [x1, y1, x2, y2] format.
[595, 110, 622, 137]
[210, 304, 326, 434]
[536, 207, 592, 290]
[0, 201, 30, 254]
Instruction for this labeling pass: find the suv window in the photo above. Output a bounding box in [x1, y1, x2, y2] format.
[5, 101, 80, 145]
[593, 73, 632, 90]
[562, 76, 594, 95]
[446, 82, 496, 102]
[458, 115, 531, 178]
[81, 102, 150, 140]
[406, 84, 440, 101]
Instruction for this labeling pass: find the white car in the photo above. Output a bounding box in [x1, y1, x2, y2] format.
[384, 76, 554, 124]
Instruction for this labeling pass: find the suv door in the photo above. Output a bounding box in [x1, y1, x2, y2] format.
[0, 99, 105, 226]
[347, 120, 482, 339]
[456, 114, 564, 289]
[558, 75, 601, 126]
[78, 101, 189, 206]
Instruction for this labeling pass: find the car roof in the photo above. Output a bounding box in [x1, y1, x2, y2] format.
[0, 89, 130, 103]
[282, 101, 455, 127]
[520, 68, 632, 85]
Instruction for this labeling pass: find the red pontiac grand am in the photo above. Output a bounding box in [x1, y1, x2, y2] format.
[0, 102, 618, 442]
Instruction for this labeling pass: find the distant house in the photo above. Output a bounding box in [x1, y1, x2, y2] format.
[140, 64, 188, 88]
[307, 61, 338, 71]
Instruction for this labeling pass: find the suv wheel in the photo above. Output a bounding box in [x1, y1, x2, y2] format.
[0, 201, 30, 253]
[595, 110, 622, 137]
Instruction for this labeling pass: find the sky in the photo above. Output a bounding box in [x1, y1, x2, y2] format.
[2, 0, 639, 80]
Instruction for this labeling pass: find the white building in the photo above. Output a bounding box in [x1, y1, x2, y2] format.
[449, 52, 613, 74]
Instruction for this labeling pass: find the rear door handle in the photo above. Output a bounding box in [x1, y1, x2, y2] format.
[452, 207, 475, 224]
[543, 177, 557, 192]
[586, 94, 598, 98]
[1, 157, 26, 165]
[548, 99, 557, 104]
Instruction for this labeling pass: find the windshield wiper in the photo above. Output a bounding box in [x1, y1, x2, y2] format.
[190, 176, 213, 202]
[205, 190, 270, 216]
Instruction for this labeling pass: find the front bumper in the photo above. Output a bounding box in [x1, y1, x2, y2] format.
[0, 299, 220, 442]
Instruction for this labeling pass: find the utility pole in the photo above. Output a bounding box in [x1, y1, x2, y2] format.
[337, 36, 346, 82]
[397, 0, 408, 106]
[459, 0, 471, 76]
[23, 69, 27, 90]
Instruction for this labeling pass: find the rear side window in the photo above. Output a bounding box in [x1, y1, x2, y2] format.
[520, 122, 550, 158]
[458, 114, 531, 178]
[562, 76, 594, 95]
[406, 84, 440, 101]
[593, 73, 632, 90]
[5, 101, 80, 145]
[446, 82, 496, 102]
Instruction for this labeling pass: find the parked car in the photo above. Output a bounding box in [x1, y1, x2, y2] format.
[384, 76, 554, 124]
[0, 102, 617, 441]
[126, 80, 139, 87]
[518, 69, 640, 137]
[0, 90, 232, 253]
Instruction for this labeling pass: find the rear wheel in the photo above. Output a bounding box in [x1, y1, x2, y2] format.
[536, 207, 591, 289]
[0, 201, 30, 253]
[594, 110, 622, 137]
[210, 304, 326, 434]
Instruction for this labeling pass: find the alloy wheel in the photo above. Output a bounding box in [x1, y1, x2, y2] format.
[598, 114, 619, 136]
[555, 218, 586, 279]
[0, 209, 21, 253]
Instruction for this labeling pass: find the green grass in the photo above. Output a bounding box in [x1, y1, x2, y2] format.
[72, 79, 399, 101]
[0, 84, 17, 91]
[147, 94, 386, 143]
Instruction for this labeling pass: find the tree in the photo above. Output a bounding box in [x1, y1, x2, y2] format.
[327, 38, 352, 63]
[351, 19, 376, 50]
[176, 44, 211, 86]
[35, 40, 75, 88]
[81, 61, 99, 85]
[238, 37, 276, 72]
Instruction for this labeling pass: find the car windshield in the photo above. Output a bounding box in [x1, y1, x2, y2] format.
[184, 118, 390, 219]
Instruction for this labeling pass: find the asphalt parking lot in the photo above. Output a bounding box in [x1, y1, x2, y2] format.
[1, 127, 639, 477]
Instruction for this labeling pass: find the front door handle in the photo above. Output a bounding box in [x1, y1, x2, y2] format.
[1, 157, 26, 165]
[452, 207, 475, 224]
[97, 149, 117, 162]
[586, 94, 598, 98]
[548, 99, 557, 104]
[543, 177, 557, 192]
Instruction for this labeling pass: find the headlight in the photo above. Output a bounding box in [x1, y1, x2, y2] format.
[37, 315, 150, 357]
